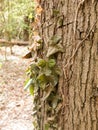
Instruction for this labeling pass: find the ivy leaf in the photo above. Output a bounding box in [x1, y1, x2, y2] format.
[48, 59, 56, 68]
[42, 67, 52, 76]
[31, 63, 38, 71]
[31, 63, 39, 75]
[40, 82, 46, 90]
[45, 123, 50, 130]
[24, 79, 33, 90]
[47, 43, 64, 57]
[37, 74, 47, 89]
[50, 35, 61, 45]
[47, 75, 58, 86]
[54, 66, 61, 76]
[37, 58, 46, 67]
[29, 85, 34, 95]
[37, 74, 46, 83]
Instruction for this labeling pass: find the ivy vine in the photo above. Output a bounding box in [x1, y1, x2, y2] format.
[24, 35, 64, 130]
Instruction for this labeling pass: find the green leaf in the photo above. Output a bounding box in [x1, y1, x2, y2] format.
[54, 66, 61, 76]
[31, 63, 38, 71]
[37, 74, 48, 89]
[37, 74, 46, 83]
[45, 123, 50, 130]
[37, 59, 46, 67]
[43, 67, 52, 76]
[40, 82, 46, 90]
[24, 79, 33, 90]
[47, 43, 64, 57]
[29, 85, 34, 95]
[48, 59, 56, 68]
[30, 63, 39, 75]
[47, 75, 58, 86]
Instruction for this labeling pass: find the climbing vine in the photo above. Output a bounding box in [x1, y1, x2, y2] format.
[25, 57, 62, 129]
[24, 34, 64, 129]
[24, 0, 64, 129]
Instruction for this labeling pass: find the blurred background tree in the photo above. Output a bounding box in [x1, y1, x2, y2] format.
[0, 0, 35, 41]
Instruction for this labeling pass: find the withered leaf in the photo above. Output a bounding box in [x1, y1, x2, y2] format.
[47, 43, 64, 57]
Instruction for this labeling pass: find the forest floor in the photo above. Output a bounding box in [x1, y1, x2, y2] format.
[0, 46, 34, 130]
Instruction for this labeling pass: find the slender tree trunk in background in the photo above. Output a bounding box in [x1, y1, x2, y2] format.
[23, 16, 29, 41]
[38, 0, 98, 129]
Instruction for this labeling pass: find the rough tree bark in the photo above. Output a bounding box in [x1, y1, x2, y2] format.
[38, 0, 98, 130]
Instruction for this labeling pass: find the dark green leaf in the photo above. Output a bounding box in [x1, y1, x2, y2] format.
[37, 74, 46, 83]
[37, 59, 46, 67]
[48, 59, 56, 68]
[37, 74, 47, 89]
[31, 63, 39, 74]
[47, 75, 58, 86]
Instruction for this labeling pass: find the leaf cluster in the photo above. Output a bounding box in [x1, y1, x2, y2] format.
[24, 58, 61, 95]
[24, 58, 62, 129]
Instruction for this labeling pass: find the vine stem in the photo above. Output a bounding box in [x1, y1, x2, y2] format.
[74, 0, 85, 35]
[64, 20, 97, 68]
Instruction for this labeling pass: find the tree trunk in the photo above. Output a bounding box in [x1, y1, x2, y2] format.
[38, 0, 98, 129]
